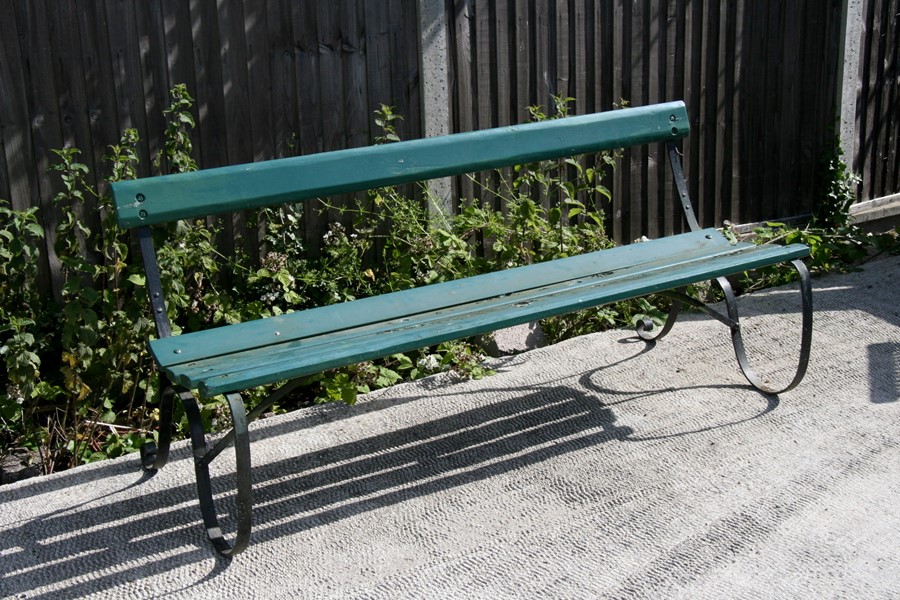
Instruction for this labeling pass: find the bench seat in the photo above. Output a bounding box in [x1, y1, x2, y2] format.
[152, 228, 808, 396]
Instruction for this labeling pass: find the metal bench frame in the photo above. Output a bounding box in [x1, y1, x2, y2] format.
[113, 101, 812, 556]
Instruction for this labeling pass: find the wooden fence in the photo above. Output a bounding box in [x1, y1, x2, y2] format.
[853, 0, 899, 203]
[0, 0, 421, 293]
[0, 0, 896, 297]
[446, 0, 846, 242]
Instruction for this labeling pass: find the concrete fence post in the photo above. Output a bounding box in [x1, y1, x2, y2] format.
[837, 0, 864, 172]
[838, 0, 900, 229]
[417, 0, 454, 225]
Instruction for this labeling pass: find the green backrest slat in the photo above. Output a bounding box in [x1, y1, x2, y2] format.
[112, 101, 689, 228]
[150, 227, 722, 367]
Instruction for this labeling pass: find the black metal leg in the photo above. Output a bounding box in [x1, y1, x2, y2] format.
[140, 379, 182, 471]
[144, 379, 303, 555]
[716, 258, 813, 394]
[183, 392, 253, 557]
[635, 290, 683, 342]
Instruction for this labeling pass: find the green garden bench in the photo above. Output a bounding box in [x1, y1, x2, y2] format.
[111, 101, 812, 556]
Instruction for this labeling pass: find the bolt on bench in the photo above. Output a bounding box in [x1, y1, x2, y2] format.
[111, 101, 812, 556]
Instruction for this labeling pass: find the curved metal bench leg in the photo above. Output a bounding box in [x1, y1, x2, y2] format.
[716, 259, 813, 394]
[636, 290, 683, 342]
[140, 380, 182, 472]
[183, 392, 253, 557]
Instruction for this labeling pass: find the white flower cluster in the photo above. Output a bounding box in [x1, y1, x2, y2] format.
[416, 354, 442, 372]
[322, 222, 347, 246]
[6, 384, 24, 405]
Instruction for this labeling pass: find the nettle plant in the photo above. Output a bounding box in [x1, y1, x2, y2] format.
[0, 202, 46, 448]
[0, 86, 227, 471]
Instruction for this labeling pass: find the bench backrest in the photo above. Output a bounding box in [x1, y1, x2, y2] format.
[111, 101, 689, 228]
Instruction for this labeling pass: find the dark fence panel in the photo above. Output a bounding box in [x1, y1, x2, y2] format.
[855, 0, 899, 201]
[0, 0, 421, 295]
[447, 0, 845, 242]
[2, 0, 893, 298]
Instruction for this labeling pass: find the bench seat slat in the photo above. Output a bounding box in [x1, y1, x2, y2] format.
[154, 235, 808, 396]
[152, 227, 728, 366]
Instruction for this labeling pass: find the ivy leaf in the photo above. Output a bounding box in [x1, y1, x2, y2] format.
[127, 273, 146, 287]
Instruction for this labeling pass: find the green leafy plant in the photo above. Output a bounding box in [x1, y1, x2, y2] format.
[154, 83, 198, 175]
[0, 84, 231, 471]
[0, 203, 46, 428]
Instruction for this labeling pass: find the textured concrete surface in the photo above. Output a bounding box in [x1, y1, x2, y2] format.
[1, 256, 898, 599]
[483, 321, 547, 357]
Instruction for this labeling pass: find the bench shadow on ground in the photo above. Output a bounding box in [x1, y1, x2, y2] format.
[868, 342, 900, 403]
[0, 340, 782, 599]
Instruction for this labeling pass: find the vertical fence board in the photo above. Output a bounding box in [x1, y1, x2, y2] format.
[626, 0, 642, 241]
[596, 0, 613, 112]
[889, 0, 900, 197]
[574, 0, 590, 115]
[701, 0, 720, 229]
[16, 0, 67, 294]
[555, 0, 570, 102]
[725, 0, 741, 224]
[534, 0, 550, 104]
[780, 1, 803, 217]
[645, 1, 661, 237]
[106, 1, 153, 168]
[343, 1, 369, 150]
[862, 0, 882, 199]
[475, 0, 493, 130]
[389, 0, 418, 141]
[244, 0, 273, 163]
[495, 0, 514, 126]
[449, 0, 476, 204]
[0, 6, 36, 213]
[869, 0, 895, 198]
[222, 0, 257, 256]
[266, 0, 297, 159]
[514, 0, 534, 122]
[78, 2, 124, 186]
[294, 1, 325, 255]
[137, 0, 171, 173]
[317, 0, 348, 226]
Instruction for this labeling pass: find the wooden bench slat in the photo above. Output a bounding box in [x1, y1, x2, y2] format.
[111, 101, 689, 228]
[158, 238, 808, 396]
[151, 227, 727, 367]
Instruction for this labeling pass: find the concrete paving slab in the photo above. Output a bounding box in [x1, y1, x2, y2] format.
[1, 256, 898, 599]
